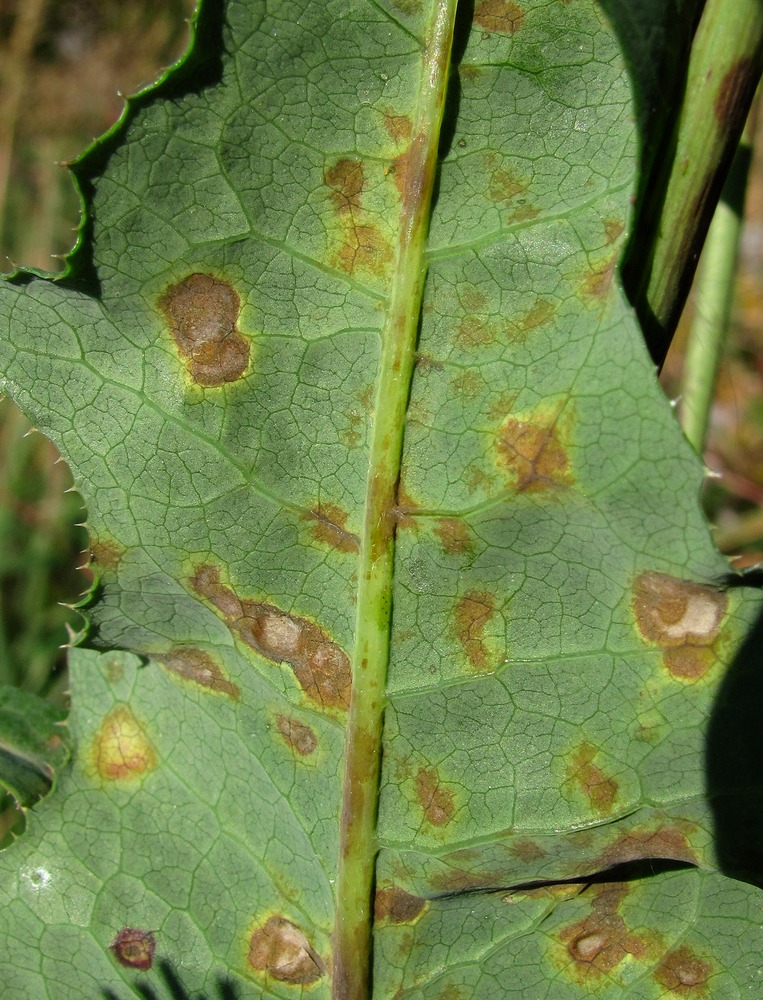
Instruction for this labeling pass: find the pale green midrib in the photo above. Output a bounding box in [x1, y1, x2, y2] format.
[331, 2, 459, 997]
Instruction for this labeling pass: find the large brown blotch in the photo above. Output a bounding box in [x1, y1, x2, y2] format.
[594, 823, 698, 871]
[247, 916, 324, 985]
[158, 273, 249, 386]
[156, 647, 239, 700]
[497, 408, 574, 492]
[654, 944, 713, 994]
[633, 572, 727, 681]
[556, 883, 648, 982]
[453, 590, 496, 671]
[475, 0, 525, 34]
[191, 565, 351, 710]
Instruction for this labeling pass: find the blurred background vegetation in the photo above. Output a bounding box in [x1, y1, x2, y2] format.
[0, 0, 760, 829]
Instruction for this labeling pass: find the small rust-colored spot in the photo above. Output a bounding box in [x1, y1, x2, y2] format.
[158, 273, 249, 386]
[460, 286, 487, 313]
[156, 647, 240, 700]
[89, 538, 124, 572]
[383, 112, 414, 146]
[519, 298, 555, 330]
[475, 0, 525, 34]
[374, 886, 427, 924]
[276, 715, 318, 757]
[325, 158, 365, 213]
[581, 253, 617, 301]
[437, 987, 464, 1000]
[508, 837, 546, 863]
[453, 590, 496, 670]
[456, 315, 496, 348]
[416, 766, 455, 827]
[451, 369, 485, 399]
[633, 572, 727, 681]
[434, 517, 473, 555]
[110, 928, 155, 970]
[303, 504, 359, 553]
[89, 706, 157, 782]
[556, 883, 646, 981]
[430, 868, 496, 893]
[595, 825, 697, 870]
[604, 219, 625, 244]
[247, 916, 324, 985]
[191, 565, 351, 710]
[565, 742, 618, 814]
[714, 57, 756, 126]
[654, 945, 713, 994]
[488, 168, 527, 203]
[497, 407, 574, 492]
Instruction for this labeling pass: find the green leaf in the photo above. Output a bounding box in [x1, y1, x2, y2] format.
[0, 685, 68, 807]
[1, 0, 762, 997]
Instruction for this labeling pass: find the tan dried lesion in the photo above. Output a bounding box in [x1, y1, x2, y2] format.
[190, 564, 351, 710]
[157, 272, 249, 386]
[633, 571, 728, 680]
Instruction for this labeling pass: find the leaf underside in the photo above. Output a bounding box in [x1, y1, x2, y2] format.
[1, 0, 762, 998]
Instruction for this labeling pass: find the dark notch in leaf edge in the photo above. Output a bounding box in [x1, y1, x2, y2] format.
[4, 0, 225, 296]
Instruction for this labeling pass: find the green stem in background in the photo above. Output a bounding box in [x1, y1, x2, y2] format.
[626, 0, 763, 365]
[331, 2, 458, 997]
[0, 0, 49, 256]
[680, 106, 758, 453]
[714, 505, 763, 554]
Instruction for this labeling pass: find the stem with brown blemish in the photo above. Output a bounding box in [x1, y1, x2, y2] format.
[331, 2, 458, 997]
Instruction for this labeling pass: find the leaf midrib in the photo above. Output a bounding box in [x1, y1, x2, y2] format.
[330, 2, 460, 997]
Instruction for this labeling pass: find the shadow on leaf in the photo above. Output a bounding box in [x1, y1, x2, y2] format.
[101, 959, 241, 1000]
[706, 594, 763, 887]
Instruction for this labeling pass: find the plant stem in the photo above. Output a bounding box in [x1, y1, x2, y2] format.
[626, 0, 763, 364]
[331, 2, 458, 996]
[680, 106, 757, 453]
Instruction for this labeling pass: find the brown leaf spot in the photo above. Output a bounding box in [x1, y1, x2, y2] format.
[451, 369, 485, 399]
[374, 886, 427, 924]
[383, 112, 414, 146]
[580, 253, 617, 302]
[460, 286, 487, 313]
[508, 837, 546, 863]
[557, 883, 646, 980]
[325, 158, 365, 214]
[247, 916, 324, 985]
[519, 298, 555, 330]
[89, 537, 124, 572]
[89, 706, 157, 782]
[633, 572, 727, 681]
[456, 315, 496, 348]
[507, 203, 540, 224]
[303, 504, 359, 553]
[334, 223, 393, 277]
[604, 219, 625, 245]
[158, 273, 249, 386]
[325, 157, 393, 276]
[475, 0, 525, 34]
[416, 766, 455, 826]
[434, 517, 473, 555]
[654, 945, 713, 994]
[276, 715, 318, 757]
[565, 742, 618, 814]
[110, 928, 156, 970]
[488, 168, 528, 203]
[453, 590, 496, 671]
[156, 647, 239, 699]
[497, 408, 574, 492]
[595, 825, 697, 870]
[714, 57, 757, 127]
[191, 565, 351, 710]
